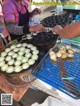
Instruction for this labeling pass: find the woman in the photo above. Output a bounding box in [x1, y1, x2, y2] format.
[53, 21, 80, 39]
[2, 0, 45, 40]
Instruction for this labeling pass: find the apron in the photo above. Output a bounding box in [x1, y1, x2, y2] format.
[10, 7, 29, 40]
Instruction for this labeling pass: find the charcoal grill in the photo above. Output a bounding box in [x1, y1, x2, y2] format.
[32, 44, 80, 99]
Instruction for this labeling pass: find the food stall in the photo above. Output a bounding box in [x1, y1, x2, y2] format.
[0, 0, 80, 106]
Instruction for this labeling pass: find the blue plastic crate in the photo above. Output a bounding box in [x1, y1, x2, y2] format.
[32, 45, 80, 99]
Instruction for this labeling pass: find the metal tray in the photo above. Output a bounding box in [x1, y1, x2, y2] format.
[32, 44, 80, 99]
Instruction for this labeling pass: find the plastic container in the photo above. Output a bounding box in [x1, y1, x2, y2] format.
[56, 0, 63, 15]
[33, 14, 40, 25]
[29, 14, 40, 26]
[29, 17, 33, 26]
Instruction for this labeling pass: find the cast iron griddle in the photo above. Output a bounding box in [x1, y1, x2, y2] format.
[31, 31, 58, 45]
[21, 31, 58, 46]
[41, 13, 77, 27]
[0, 43, 40, 75]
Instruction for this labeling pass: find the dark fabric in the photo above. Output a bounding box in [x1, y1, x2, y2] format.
[23, 24, 30, 34]
[10, 8, 29, 40]
[18, 10, 29, 26]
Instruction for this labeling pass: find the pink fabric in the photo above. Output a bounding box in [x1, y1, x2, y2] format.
[2, 0, 28, 24]
[12, 0, 28, 14]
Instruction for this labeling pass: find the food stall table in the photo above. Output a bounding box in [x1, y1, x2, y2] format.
[0, 72, 31, 102]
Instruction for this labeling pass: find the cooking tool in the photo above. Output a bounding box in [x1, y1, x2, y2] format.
[32, 44, 80, 99]
[0, 41, 43, 86]
[41, 14, 74, 28]
[5, 50, 44, 86]
[58, 59, 80, 97]
[20, 31, 59, 52]
[0, 43, 40, 75]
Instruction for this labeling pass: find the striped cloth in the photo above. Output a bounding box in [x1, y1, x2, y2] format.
[62, 37, 80, 47]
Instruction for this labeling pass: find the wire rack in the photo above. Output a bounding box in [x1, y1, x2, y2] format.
[32, 45, 80, 99]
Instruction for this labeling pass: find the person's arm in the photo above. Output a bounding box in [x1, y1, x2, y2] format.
[53, 21, 80, 39]
[3, 3, 45, 36]
[6, 21, 29, 35]
[4, 8, 45, 35]
[6, 22, 45, 35]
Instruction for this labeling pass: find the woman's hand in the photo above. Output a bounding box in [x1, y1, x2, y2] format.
[30, 8, 42, 17]
[29, 24, 45, 32]
[52, 25, 63, 34]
